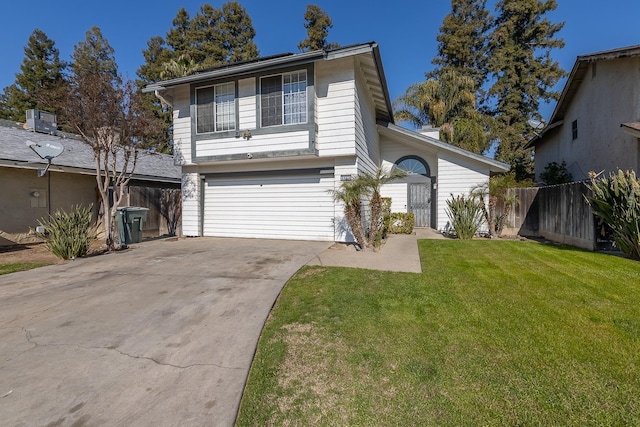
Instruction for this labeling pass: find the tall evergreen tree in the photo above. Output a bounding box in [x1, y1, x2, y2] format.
[136, 2, 259, 153]
[0, 29, 66, 122]
[487, 0, 565, 180]
[430, 0, 491, 95]
[136, 36, 174, 153]
[220, 1, 259, 63]
[71, 26, 119, 82]
[298, 4, 339, 52]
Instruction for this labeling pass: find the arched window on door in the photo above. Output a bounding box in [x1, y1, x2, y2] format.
[395, 156, 430, 176]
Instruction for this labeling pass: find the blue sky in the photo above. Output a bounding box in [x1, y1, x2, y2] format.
[1, 0, 638, 121]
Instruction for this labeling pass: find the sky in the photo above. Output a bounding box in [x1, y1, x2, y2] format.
[1, 0, 639, 121]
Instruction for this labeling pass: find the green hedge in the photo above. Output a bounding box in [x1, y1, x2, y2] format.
[387, 212, 415, 234]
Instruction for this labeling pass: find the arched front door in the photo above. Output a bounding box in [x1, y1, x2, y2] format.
[396, 156, 433, 228]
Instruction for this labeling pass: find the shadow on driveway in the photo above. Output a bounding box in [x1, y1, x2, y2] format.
[0, 237, 330, 426]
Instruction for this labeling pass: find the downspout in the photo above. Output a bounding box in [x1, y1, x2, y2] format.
[199, 175, 205, 237]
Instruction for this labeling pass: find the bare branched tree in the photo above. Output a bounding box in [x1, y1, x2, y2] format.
[63, 71, 159, 250]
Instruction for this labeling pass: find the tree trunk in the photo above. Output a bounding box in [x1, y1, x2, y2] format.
[367, 193, 382, 249]
[345, 205, 366, 250]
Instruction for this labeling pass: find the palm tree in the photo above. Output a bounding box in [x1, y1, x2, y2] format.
[471, 173, 520, 238]
[394, 69, 491, 154]
[358, 167, 407, 249]
[160, 54, 198, 80]
[329, 178, 368, 249]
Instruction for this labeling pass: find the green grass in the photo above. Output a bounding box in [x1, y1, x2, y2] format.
[0, 262, 51, 275]
[237, 240, 640, 426]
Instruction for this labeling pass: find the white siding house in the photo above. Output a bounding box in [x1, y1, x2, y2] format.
[526, 45, 640, 183]
[145, 42, 508, 242]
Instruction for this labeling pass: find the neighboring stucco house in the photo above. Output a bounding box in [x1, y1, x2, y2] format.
[0, 119, 181, 246]
[145, 42, 508, 242]
[526, 45, 640, 182]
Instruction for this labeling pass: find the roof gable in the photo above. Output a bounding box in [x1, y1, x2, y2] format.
[548, 45, 640, 127]
[377, 121, 510, 173]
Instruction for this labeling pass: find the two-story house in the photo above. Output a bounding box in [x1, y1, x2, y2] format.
[144, 42, 508, 242]
[526, 44, 640, 182]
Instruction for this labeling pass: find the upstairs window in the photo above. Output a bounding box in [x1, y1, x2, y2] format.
[572, 119, 578, 140]
[260, 70, 307, 127]
[196, 82, 236, 134]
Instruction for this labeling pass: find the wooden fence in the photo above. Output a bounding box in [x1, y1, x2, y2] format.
[128, 186, 182, 237]
[500, 181, 603, 251]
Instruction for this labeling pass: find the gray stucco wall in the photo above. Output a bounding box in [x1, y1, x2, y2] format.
[534, 57, 640, 181]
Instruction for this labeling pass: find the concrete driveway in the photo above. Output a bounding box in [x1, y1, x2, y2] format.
[0, 237, 330, 426]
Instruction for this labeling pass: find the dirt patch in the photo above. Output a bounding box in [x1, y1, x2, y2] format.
[0, 243, 62, 264]
[0, 240, 108, 265]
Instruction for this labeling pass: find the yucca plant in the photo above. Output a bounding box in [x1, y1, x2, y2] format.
[586, 169, 640, 260]
[38, 205, 97, 260]
[446, 193, 485, 240]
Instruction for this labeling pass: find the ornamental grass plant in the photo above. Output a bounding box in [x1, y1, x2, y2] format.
[586, 169, 640, 259]
[38, 205, 96, 260]
[445, 193, 484, 239]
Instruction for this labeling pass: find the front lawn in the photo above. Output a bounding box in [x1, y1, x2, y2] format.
[237, 240, 640, 426]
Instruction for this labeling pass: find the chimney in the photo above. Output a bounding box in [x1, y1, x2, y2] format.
[418, 125, 440, 140]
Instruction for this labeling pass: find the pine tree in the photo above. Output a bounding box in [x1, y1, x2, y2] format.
[136, 2, 260, 153]
[0, 29, 66, 122]
[220, 1, 259, 63]
[430, 0, 491, 96]
[165, 8, 192, 61]
[298, 4, 339, 52]
[487, 0, 565, 180]
[71, 26, 119, 82]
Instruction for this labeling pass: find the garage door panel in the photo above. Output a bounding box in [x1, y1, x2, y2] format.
[203, 172, 335, 241]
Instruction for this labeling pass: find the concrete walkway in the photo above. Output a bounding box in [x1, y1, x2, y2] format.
[307, 228, 445, 273]
[0, 237, 330, 427]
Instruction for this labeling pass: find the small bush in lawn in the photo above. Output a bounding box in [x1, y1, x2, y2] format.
[38, 205, 96, 260]
[387, 212, 415, 234]
[586, 169, 640, 259]
[446, 194, 484, 240]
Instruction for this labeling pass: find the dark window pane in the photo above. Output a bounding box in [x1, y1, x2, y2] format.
[196, 87, 215, 133]
[261, 75, 282, 127]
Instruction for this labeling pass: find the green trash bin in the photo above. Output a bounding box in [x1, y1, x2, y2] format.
[116, 207, 149, 245]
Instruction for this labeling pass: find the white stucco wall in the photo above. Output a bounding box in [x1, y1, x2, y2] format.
[181, 170, 200, 237]
[437, 154, 490, 231]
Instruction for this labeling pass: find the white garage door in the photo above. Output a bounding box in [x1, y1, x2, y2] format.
[203, 170, 335, 241]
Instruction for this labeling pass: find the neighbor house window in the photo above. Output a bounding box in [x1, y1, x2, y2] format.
[196, 82, 236, 133]
[260, 70, 307, 127]
[572, 119, 578, 140]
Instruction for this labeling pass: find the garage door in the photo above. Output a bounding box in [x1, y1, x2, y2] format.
[203, 169, 335, 241]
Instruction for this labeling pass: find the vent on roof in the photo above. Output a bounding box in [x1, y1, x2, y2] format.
[26, 109, 57, 135]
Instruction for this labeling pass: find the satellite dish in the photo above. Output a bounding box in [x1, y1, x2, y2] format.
[527, 119, 546, 131]
[25, 140, 64, 177]
[26, 140, 64, 160]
